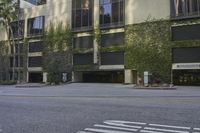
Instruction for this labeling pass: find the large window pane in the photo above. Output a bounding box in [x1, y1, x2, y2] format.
[100, 0, 124, 27]
[28, 16, 44, 36]
[72, 0, 93, 30]
[171, 0, 200, 18]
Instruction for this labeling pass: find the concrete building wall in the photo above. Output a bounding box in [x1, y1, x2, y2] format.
[22, 0, 72, 30]
[125, 0, 170, 25]
[0, 26, 6, 41]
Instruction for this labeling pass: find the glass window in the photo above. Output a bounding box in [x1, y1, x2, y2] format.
[72, 0, 93, 31]
[24, 0, 46, 6]
[27, 16, 44, 36]
[100, 0, 124, 27]
[29, 41, 43, 53]
[171, 0, 200, 18]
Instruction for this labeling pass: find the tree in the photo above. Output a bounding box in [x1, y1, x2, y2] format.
[0, 0, 18, 81]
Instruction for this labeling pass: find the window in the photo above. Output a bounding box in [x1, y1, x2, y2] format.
[100, 0, 124, 27]
[28, 56, 42, 67]
[101, 52, 124, 65]
[10, 20, 25, 38]
[171, 24, 200, 41]
[27, 16, 44, 36]
[11, 43, 23, 54]
[101, 32, 124, 47]
[72, 0, 93, 31]
[73, 36, 93, 49]
[172, 47, 200, 63]
[29, 41, 43, 53]
[24, 0, 46, 6]
[171, 0, 200, 18]
[73, 54, 93, 65]
[10, 56, 23, 67]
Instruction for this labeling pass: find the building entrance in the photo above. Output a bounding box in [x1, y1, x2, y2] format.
[82, 71, 124, 83]
[29, 72, 43, 83]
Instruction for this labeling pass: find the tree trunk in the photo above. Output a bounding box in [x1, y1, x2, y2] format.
[5, 21, 16, 81]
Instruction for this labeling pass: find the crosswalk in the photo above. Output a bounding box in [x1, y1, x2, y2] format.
[77, 120, 200, 133]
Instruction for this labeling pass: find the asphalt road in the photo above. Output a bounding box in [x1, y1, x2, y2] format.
[0, 83, 200, 133]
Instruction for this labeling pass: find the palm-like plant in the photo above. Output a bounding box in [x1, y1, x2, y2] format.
[0, 0, 18, 81]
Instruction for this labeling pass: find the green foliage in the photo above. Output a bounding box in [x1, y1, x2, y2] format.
[43, 22, 72, 84]
[94, 26, 101, 44]
[73, 48, 93, 54]
[74, 65, 98, 71]
[0, 80, 16, 85]
[125, 18, 200, 83]
[100, 45, 125, 53]
[0, 41, 9, 81]
[0, 0, 19, 81]
[125, 19, 172, 82]
[46, 60, 62, 84]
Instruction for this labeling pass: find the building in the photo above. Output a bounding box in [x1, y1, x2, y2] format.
[0, 0, 200, 85]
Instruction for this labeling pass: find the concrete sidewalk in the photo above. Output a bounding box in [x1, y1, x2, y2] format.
[0, 83, 199, 97]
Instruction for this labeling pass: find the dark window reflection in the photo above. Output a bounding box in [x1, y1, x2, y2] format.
[72, 0, 93, 31]
[24, 0, 46, 6]
[100, 0, 124, 27]
[171, 0, 200, 18]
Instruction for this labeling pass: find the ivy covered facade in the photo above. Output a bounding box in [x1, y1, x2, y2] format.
[0, 0, 200, 85]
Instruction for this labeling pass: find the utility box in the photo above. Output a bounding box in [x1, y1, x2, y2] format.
[144, 71, 152, 87]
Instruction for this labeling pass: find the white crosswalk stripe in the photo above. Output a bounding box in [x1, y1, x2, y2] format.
[143, 127, 189, 133]
[94, 124, 139, 132]
[77, 120, 200, 133]
[194, 128, 200, 131]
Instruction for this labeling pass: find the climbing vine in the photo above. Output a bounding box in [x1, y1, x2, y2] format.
[43, 22, 73, 84]
[125, 18, 200, 83]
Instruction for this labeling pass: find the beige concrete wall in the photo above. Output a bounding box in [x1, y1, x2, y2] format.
[22, 0, 72, 30]
[125, 0, 170, 25]
[0, 26, 6, 41]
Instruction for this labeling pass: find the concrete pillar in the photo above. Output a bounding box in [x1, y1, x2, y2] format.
[43, 72, 47, 83]
[125, 69, 133, 84]
[72, 72, 83, 82]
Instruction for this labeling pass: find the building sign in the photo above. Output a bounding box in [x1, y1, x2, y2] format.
[172, 63, 200, 70]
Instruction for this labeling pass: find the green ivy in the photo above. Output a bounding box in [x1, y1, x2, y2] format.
[74, 65, 98, 71]
[100, 45, 125, 53]
[73, 48, 94, 54]
[43, 22, 72, 84]
[125, 18, 200, 83]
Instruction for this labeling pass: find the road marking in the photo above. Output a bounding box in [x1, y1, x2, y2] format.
[85, 128, 133, 133]
[77, 120, 200, 133]
[149, 123, 191, 130]
[104, 120, 144, 129]
[140, 130, 165, 133]
[144, 127, 189, 133]
[94, 124, 138, 132]
[104, 120, 146, 125]
[77, 131, 93, 133]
